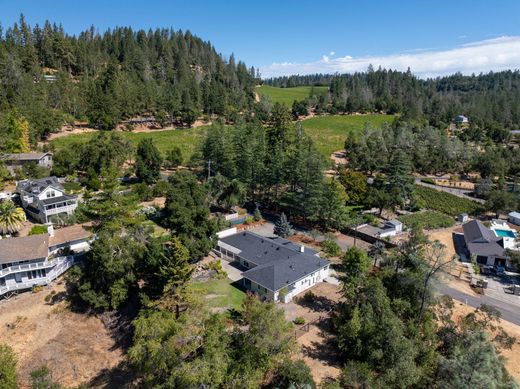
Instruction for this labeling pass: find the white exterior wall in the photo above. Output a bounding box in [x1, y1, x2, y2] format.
[281, 265, 330, 303]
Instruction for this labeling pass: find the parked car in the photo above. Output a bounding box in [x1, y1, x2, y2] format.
[493, 265, 505, 275]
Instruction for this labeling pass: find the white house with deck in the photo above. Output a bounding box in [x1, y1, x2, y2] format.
[16, 177, 78, 224]
[0, 224, 93, 298]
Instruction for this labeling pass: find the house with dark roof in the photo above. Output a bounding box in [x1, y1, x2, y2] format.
[216, 230, 330, 303]
[16, 177, 78, 223]
[462, 219, 518, 268]
[1, 152, 52, 173]
[0, 224, 93, 297]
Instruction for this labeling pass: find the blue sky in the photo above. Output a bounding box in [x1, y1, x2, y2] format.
[2, 0, 520, 77]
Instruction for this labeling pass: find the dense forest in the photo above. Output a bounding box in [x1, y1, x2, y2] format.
[265, 69, 520, 130]
[0, 15, 258, 143]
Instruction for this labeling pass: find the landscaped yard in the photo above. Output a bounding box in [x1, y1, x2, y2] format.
[190, 278, 245, 310]
[51, 126, 210, 163]
[301, 114, 395, 156]
[256, 85, 328, 106]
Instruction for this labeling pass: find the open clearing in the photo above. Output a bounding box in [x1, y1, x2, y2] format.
[51, 126, 210, 163]
[301, 114, 395, 156]
[0, 282, 123, 388]
[256, 85, 328, 106]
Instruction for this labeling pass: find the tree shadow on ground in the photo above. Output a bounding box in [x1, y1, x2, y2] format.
[300, 322, 341, 368]
[88, 361, 137, 389]
[296, 294, 336, 313]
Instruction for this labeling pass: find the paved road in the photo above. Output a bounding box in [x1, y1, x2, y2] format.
[415, 178, 485, 204]
[436, 284, 520, 325]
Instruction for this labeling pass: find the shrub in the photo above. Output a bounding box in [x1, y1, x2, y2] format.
[398, 211, 454, 230]
[29, 225, 48, 236]
[421, 178, 436, 185]
[245, 216, 254, 225]
[303, 291, 316, 303]
[134, 182, 154, 201]
[293, 316, 306, 325]
[321, 239, 341, 257]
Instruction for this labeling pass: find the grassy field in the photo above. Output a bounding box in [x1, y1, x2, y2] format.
[190, 278, 245, 310]
[256, 85, 328, 106]
[301, 114, 395, 156]
[51, 127, 209, 163]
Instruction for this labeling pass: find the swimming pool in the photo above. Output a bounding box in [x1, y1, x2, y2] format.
[494, 229, 517, 238]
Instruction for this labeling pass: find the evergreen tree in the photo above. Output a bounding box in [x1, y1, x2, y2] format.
[274, 213, 293, 238]
[135, 138, 163, 184]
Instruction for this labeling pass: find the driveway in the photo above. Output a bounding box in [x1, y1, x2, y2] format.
[437, 283, 520, 326]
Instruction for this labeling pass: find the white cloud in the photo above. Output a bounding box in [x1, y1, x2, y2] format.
[261, 36, 520, 79]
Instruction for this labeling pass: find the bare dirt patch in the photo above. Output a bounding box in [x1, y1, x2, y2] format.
[282, 282, 343, 384]
[451, 301, 520, 381]
[0, 282, 124, 388]
[330, 149, 347, 165]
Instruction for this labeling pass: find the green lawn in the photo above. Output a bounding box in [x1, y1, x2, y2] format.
[257, 85, 328, 106]
[51, 126, 210, 163]
[190, 278, 245, 310]
[301, 114, 395, 156]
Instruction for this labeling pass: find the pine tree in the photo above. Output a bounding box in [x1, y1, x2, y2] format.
[274, 213, 293, 238]
[135, 138, 163, 184]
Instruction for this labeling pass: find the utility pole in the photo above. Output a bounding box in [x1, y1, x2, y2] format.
[207, 159, 212, 181]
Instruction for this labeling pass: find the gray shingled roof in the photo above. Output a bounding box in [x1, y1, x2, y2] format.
[463, 220, 505, 258]
[220, 231, 329, 292]
[18, 176, 62, 194]
[0, 234, 49, 264]
[41, 195, 76, 205]
[3, 152, 50, 161]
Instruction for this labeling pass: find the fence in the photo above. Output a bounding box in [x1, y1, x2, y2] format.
[293, 315, 331, 339]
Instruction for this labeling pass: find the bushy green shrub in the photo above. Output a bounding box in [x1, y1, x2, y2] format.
[321, 239, 341, 257]
[29, 225, 48, 236]
[293, 317, 306, 325]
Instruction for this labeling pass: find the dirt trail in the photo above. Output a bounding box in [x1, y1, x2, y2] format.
[0, 282, 123, 388]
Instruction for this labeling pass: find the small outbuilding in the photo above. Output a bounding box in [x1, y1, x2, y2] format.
[458, 213, 469, 223]
[508, 211, 520, 226]
[454, 115, 469, 124]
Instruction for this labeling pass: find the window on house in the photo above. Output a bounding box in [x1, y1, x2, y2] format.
[46, 190, 55, 198]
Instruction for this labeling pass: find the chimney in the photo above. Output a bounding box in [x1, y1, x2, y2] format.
[46, 223, 54, 237]
[299, 245, 305, 253]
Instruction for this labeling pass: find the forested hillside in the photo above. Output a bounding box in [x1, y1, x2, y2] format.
[0, 15, 257, 146]
[265, 69, 520, 130]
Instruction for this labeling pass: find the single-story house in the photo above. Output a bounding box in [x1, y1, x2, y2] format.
[462, 219, 519, 268]
[215, 230, 330, 303]
[0, 224, 93, 297]
[1, 152, 53, 173]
